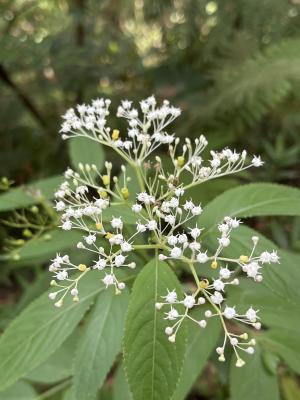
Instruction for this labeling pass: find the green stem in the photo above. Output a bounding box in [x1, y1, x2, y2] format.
[133, 244, 164, 250]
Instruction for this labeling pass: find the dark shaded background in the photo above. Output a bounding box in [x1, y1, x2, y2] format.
[1, 0, 300, 185]
[0, 1, 300, 399]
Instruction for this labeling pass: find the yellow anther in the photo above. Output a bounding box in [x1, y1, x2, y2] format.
[102, 175, 110, 186]
[199, 279, 209, 289]
[218, 354, 225, 362]
[112, 129, 120, 140]
[211, 260, 218, 269]
[115, 288, 121, 295]
[177, 156, 185, 167]
[50, 280, 57, 287]
[78, 264, 87, 272]
[98, 190, 108, 198]
[73, 296, 79, 302]
[105, 232, 114, 240]
[121, 187, 129, 200]
[239, 255, 249, 263]
[95, 222, 103, 230]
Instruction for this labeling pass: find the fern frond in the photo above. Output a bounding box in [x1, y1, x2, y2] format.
[200, 38, 300, 127]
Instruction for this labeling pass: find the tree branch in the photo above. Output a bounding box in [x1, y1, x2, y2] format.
[0, 64, 47, 129]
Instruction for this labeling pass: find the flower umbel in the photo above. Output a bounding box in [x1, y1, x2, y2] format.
[49, 96, 279, 367]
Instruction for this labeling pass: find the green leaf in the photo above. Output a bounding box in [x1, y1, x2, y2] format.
[172, 309, 221, 400]
[113, 365, 132, 400]
[199, 183, 300, 232]
[72, 288, 129, 400]
[5, 229, 82, 263]
[0, 271, 108, 391]
[230, 347, 280, 400]
[261, 329, 300, 374]
[103, 204, 137, 225]
[0, 176, 63, 212]
[0, 381, 37, 400]
[26, 331, 78, 384]
[123, 259, 187, 400]
[68, 136, 104, 176]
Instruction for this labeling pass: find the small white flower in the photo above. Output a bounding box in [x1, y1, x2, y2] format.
[170, 247, 182, 259]
[190, 227, 202, 239]
[183, 295, 195, 309]
[71, 288, 78, 296]
[55, 201, 66, 211]
[219, 267, 232, 279]
[115, 254, 126, 267]
[219, 237, 230, 247]
[199, 320, 207, 328]
[168, 235, 178, 246]
[192, 206, 202, 216]
[183, 200, 194, 211]
[223, 306, 236, 319]
[213, 279, 225, 292]
[197, 252, 208, 263]
[189, 242, 201, 251]
[103, 274, 115, 287]
[56, 270, 68, 281]
[165, 215, 176, 225]
[230, 218, 241, 228]
[252, 155, 264, 167]
[121, 242, 132, 252]
[164, 290, 177, 304]
[147, 220, 158, 231]
[169, 197, 179, 208]
[246, 307, 258, 322]
[211, 291, 224, 304]
[136, 222, 146, 232]
[175, 188, 184, 196]
[178, 234, 187, 244]
[243, 261, 260, 278]
[165, 308, 179, 320]
[84, 234, 96, 245]
[132, 203, 142, 213]
[270, 250, 279, 263]
[93, 258, 107, 270]
[111, 217, 123, 229]
[62, 220, 72, 230]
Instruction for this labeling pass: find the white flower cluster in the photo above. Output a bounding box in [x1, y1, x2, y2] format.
[49, 96, 279, 367]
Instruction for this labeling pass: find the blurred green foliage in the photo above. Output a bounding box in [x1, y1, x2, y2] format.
[0, 1, 300, 399]
[1, 0, 300, 183]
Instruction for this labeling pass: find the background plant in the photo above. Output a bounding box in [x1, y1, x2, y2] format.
[0, 1, 300, 399]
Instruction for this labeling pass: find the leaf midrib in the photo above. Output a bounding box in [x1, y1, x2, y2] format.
[150, 255, 159, 400]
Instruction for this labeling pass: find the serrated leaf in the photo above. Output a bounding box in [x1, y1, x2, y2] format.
[113, 364, 132, 400]
[124, 258, 187, 400]
[0, 176, 63, 212]
[230, 347, 280, 400]
[199, 183, 300, 232]
[172, 309, 221, 400]
[72, 288, 129, 400]
[0, 272, 112, 391]
[68, 136, 104, 176]
[261, 329, 300, 374]
[26, 331, 78, 384]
